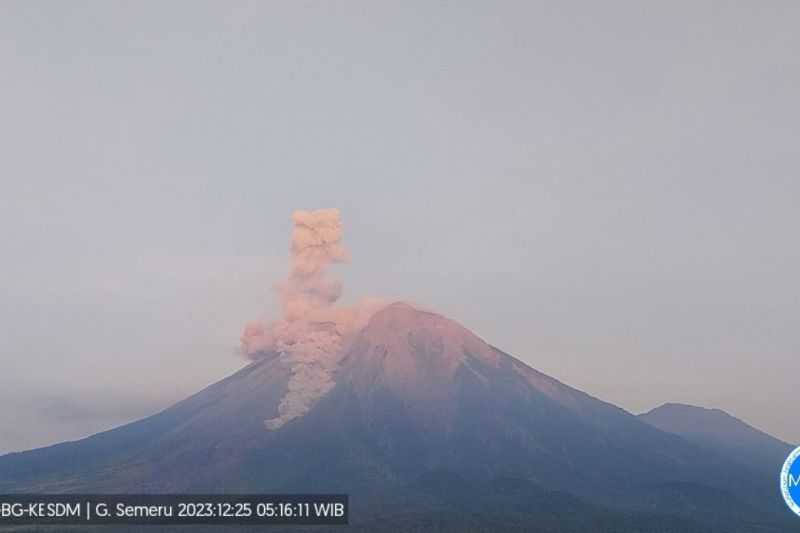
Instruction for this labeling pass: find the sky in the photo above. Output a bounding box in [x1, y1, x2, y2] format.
[1, 1, 798, 453]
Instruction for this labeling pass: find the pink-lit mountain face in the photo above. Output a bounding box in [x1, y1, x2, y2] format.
[0, 303, 792, 531]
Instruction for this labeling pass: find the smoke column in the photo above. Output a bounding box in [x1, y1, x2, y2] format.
[241, 209, 384, 429]
[241, 208, 348, 356]
[278, 208, 348, 321]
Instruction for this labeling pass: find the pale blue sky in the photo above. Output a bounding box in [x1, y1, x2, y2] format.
[1, 1, 798, 453]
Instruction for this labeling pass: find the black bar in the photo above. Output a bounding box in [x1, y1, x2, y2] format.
[0, 494, 348, 525]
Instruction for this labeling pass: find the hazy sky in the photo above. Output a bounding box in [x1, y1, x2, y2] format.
[1, 1, 798, 453]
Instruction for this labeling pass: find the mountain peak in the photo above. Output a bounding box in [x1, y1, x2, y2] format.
[364, 301, 500, 364]
[365, 301, 456, 331]
[342, 302, 500, 400]
[641, 403, 750, 433]
[373, 300, 421, 315]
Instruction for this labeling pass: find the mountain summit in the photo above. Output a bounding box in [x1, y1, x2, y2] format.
[0, 303, 792, 531]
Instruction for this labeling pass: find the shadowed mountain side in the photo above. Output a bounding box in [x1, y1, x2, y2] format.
[0, 475, 789, 533]
[0, 352, 287, 492]
[0, 475, 718, 533]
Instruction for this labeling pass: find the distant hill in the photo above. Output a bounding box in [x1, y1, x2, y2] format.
[639, 403, 795, 476]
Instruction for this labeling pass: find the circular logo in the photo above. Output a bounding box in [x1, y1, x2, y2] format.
[782, 446, 800, 517]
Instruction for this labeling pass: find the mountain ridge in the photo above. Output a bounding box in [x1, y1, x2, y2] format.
[639, 402, 795, 477]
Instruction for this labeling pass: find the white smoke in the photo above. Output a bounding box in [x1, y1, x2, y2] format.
[240, 209, 384, 429]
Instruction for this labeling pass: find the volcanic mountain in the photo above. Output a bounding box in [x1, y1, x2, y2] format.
[0, 303, 794, 531]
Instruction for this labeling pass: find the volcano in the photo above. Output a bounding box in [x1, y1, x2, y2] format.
[0, 303, 794, 532]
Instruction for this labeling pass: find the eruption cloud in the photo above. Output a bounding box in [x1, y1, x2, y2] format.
[240, 209, 385, 429]
[279, 208, 348, 321]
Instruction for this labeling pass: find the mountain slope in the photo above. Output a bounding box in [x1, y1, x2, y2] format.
[0, 303, 794, 531]
[639, 402, 795, 475]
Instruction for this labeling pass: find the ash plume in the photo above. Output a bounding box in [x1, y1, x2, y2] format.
[240, 208, 385, 429]
[279, 208, 349, 321]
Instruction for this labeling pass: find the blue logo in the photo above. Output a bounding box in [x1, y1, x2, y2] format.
[782, 446, 800, 517]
